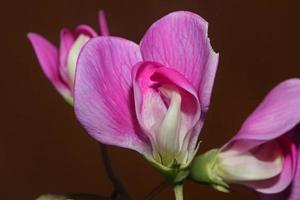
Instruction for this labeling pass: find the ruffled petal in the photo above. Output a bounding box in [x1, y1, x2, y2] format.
[132, 61, 201, 164]
[140, 11, 218, 111]
[74, 36, 151, 155]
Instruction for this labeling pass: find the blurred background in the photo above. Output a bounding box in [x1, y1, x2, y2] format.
[1, 0, 300, 199]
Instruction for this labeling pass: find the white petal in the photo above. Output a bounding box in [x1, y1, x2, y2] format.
[217, 141, 284, 182]
[67, 34, 90, 85]
[156, 86, 182, 163]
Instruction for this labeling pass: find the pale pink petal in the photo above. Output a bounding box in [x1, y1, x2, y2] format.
[140, 11, 219, 111]
[98, 10, 109, 36]
[27, 32, 71, 99]
[74, 36, 151, 155]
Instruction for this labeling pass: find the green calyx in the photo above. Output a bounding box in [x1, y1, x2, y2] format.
[144, 157, 190, 185]
[189, 149, 230, 193]
[145, 156, 190, 183]
[144, 144, 200, 184]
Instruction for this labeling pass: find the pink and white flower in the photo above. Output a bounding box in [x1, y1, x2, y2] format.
[190, 79, 300, 199]
[28, 11, 109, 104]
[74, 11, 219, 176]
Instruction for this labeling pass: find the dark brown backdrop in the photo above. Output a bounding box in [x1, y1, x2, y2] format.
[1, 0, 300, 199]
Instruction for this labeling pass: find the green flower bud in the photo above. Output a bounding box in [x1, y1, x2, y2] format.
[189, 149, 230, 193]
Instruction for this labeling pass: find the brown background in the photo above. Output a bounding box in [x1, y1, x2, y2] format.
[1, 0, 300, 199]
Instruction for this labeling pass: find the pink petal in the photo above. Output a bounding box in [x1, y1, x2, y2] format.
[234, 79, 300, 142]
[60, 25, 97, 71]
[260, 173, 300, 200]
[59, 28, 75, 84]
[285, 159, 300, 200]
[74, 36, 151, 155]
[260, 130, 300, 200]
[132, 61, 201, 157]
[140, 11, 219, 111]
[75, 25, 98, 37]
[199, 43, 219, 112]
[98, 10, 109, 36]
[260, 162, 300, 200]
[222, 79, 300, 194]
[27, 32, 71, 99]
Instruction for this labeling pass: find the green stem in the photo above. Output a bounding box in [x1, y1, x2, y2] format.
[173, 184, 183, 200]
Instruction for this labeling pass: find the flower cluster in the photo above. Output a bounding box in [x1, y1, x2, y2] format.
[28, 9, 299, 200]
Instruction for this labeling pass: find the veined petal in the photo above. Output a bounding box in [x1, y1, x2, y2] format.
[233, 79, 300, 142]
[140, 11, 219, 108]
[27, 32, 71, 100]
[222, 79, 300, 158]
[74, 36, 151, 155]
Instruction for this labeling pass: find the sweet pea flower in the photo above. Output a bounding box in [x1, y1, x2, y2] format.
[190, 79, 300, 199]
[74, 11, 219, 179]
[27, 11, 109, 105]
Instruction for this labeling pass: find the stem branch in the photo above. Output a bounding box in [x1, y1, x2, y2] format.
[99, 144, 131, 200]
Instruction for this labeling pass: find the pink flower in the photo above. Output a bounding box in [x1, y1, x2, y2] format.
[27, 11, 109, 104]
[190, 79, 300, 199]
[74, 11, 219, 177]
